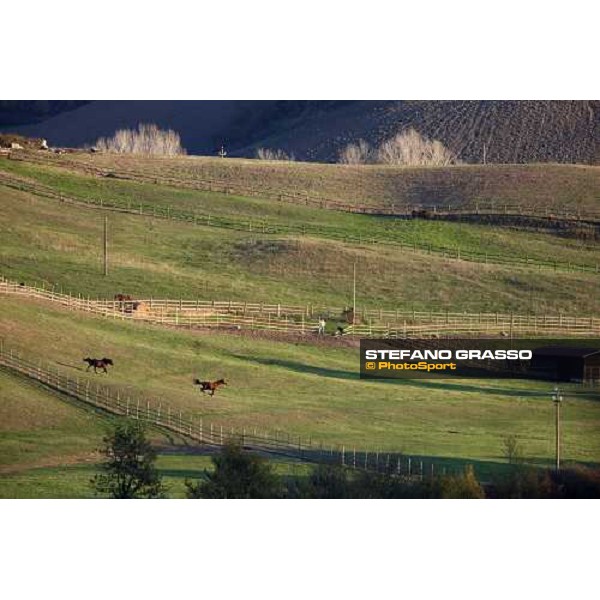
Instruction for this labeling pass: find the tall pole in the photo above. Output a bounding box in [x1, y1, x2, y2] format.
[353, 261, 357, 318]
[552, 387, 563, 471]
[555, 399, 560, 471]
[103, 216, 108, 276]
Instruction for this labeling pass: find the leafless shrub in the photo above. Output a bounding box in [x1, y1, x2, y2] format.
[376, 128, 459, 166]
[256, 148, 295, 161]
[338, 139, 373, 165]
[95, 123, 186, 156]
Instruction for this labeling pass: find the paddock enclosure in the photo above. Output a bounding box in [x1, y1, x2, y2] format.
[2, 150, 600, 495]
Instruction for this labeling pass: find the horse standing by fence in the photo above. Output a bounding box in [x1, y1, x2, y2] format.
[114, 294, 141, 314]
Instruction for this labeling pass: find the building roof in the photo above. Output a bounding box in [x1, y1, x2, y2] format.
[532, 346, 600, 359]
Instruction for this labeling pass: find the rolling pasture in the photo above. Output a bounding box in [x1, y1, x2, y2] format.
[2, 162, 600, 314]
[0, 369, 274, 498]
[2, 296, 599, 475]
[1, 153, 600, 496]
[11, 150, 600, 214]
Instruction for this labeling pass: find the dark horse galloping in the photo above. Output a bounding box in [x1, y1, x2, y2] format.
[84, 357, 114, 374]
[194, 378, 227, 397]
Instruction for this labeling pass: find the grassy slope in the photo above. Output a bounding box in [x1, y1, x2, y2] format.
[2, 155, 600, 493]
[3, 158, 600, 267]
[19, 152, 600, 211]
[0, 366, 316, 498]
[0, 370, 107, 473]
[2, 297, 599, 474]
[2, 184, 600, 313]
[0, 369, 310, 498]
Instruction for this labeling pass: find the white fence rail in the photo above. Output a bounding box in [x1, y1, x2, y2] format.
[2, 277, 600, 337]
[0, 344, 440, 477]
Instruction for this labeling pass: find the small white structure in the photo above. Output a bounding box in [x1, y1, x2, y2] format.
[10, 142, 23, 150]
[40, 139, 48, 150]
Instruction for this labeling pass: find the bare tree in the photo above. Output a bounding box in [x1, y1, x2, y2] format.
[95, 123, 186, 156]
[256, 147, 295, 161]
[428, 139, 458, 166]
[376, 128, 459, 166]
[503, 435, 524, 465]
[338, 139, 372, 164]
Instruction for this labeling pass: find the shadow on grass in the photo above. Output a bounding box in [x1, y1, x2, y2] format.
[158, 467, 208, 480]
[154, 450, 599, 485]
[225, 353, 358, 381]
[56, 361, 87, 372]
[223, 352, 600, 400]
[409, 378, 600, 400]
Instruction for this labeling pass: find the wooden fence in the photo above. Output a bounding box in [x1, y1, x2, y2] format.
[0, 344, 443, 478]
[2, 169, 598, 275]
[12, 150, 600, 221]
[2, 277, 600, 337]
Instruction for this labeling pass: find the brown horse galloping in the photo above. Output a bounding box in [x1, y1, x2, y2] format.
[84, 357, 114, 374]
[194, 378, 227, 397]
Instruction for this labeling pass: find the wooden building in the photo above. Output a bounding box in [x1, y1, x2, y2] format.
[531, 347, 600, 383]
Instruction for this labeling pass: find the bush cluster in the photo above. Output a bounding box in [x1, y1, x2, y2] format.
[95, 123, 186, 156]
[338, 128, 459, 166]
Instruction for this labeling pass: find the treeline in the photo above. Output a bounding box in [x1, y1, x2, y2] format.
[251, 129, 459, 166]
[91, 422, 600, 499]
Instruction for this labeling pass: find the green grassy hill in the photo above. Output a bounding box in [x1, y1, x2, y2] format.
[13, 151, 600, 213]
[2, 296, 599, 477]
[2, 162, 599, 314]
[0, 368, 305, 498]
[2, 153, 600, 495]
[0, 369, 106, 473]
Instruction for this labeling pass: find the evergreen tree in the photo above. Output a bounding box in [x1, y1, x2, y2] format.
[92, 420, 165, 499]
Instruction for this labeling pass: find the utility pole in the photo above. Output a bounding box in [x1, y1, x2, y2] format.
[353, 260, 357, 319]
[552, 387, 563, 471]
[483, 142, 487, 165]
[103, 215, 108, 276]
